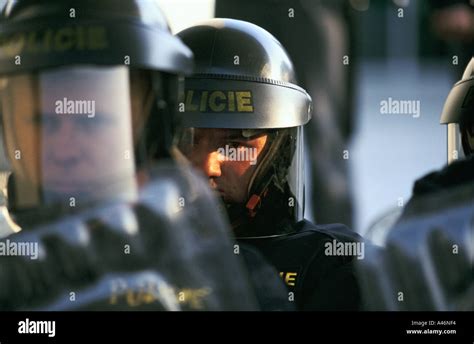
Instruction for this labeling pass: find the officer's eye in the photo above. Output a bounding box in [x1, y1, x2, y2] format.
[29, 113, 41, 125]
[77, 115, 111, 131]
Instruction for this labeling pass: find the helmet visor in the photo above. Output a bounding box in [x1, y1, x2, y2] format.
[177, 125, 304, 237]
[0, 66, 140, 210]
[447, 123, 469, 164]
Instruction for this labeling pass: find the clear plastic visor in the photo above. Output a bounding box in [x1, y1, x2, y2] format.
[0, 66, 142, 210]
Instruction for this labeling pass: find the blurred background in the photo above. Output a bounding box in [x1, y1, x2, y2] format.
[0, 0, 471, 236]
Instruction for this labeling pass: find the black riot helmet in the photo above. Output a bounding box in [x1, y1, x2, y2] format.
[440, 57, 474, 164]
[0, 0, 193, 226]
[176, 19, 312, 238]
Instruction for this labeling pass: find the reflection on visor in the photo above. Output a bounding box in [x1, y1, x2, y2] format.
[178, 128, 269, 204]
[177, 126, 305, 237]
[0, 66, 138, 209]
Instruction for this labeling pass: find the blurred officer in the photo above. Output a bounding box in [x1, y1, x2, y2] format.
[357, 58, 474, 311]
[0, 0, 265, 311]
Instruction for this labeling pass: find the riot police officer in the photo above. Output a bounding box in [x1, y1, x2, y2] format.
[176, 19, 363, 310]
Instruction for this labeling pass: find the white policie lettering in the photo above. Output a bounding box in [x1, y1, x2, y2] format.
[18, 318, 56, 338]
[55, 97, 96, 118]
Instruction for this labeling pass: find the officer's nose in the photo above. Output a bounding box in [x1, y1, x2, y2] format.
[201, 151, 222, 178]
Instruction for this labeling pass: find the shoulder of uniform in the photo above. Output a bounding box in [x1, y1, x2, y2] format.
[412, 156, 474, 198]
[295, 220, 362, 243]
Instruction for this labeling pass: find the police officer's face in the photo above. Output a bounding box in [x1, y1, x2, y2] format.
[184, 128, 268, 204]
[1, 67, 139, 205]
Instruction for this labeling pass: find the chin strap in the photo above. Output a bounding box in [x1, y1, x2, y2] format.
[246, 194, 261, 218]
[245, 176, 273, 218]
[245, 130, 293, 220]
